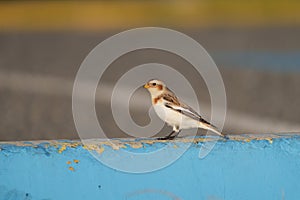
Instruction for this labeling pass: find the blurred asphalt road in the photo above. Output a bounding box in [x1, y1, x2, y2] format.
[1, 27, 300, 141]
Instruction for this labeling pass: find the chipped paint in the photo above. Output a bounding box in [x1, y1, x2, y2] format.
[97, 146, 105, 154]
[1, 133, 300, 200]
[58, 145, 66, 153]
[0, 134, 296, 153]
[267, 138, 273, 144]
[128, 142, 143, 149]
[83, 144, 105, 154]
[58, 142, 80, 153]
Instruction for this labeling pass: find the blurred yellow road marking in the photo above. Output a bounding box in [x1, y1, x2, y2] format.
[0, 1, 300, 31]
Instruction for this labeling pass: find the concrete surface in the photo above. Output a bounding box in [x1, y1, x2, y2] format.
[0, 28, 300, 140]
[1, 134, 300, 200]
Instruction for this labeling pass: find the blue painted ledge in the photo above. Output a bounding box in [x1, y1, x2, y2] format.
[1, 134, 300, 200]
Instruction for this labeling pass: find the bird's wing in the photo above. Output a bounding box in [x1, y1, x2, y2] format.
[160, 92, 181, 106]
[164, 101, 213, 126]
[164, 102, 226, 137]
[161, 91, 215, 127]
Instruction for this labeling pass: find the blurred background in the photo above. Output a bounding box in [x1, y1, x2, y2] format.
[0, 0, 300, 141]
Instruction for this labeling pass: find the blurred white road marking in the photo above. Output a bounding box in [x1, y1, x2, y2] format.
[0, 70, 299, 133]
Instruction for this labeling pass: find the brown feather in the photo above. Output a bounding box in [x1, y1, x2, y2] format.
[157, 84, 163, 91]
[157, 93, 181, 106]
[153, 96, 161, 104]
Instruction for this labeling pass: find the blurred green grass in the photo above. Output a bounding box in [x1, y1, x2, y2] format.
[0, 0, 299, 31]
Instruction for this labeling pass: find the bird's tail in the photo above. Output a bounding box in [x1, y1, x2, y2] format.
[200, 123, 228, 139]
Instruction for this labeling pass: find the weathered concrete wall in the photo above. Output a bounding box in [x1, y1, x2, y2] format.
[1, 134, 300, 200]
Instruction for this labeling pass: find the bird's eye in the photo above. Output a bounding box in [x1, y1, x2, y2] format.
[152, 83, 157, 86]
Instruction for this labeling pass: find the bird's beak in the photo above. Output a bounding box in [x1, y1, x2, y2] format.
[144, 83, 150, 89]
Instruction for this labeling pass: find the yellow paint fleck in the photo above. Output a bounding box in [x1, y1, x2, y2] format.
[245, 138, 251, 143]
[73, 159, 79, 164]
[58, 145, 66, 153]
[57, 142, 80, 153]
[264, 138, 273, 144]
[266, 138, 273, 144]
[66, 161, 71, 165]
[255, 136, 274, 144]
[129, 142, 143, 149]
[69, 166, 75, 171]
[144, 140, 156, 145]
[98, 146, 105, 154]
[173, 144, 178, 148]
[111, 143, 127, 150]
[83, 144, 105, 154]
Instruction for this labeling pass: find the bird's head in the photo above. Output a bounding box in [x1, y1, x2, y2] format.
[144, 79, 166, 97]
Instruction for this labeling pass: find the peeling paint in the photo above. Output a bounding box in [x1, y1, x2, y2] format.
[0, 134, 297, 155]
[98, 146, 105, 154]
[83, 144, 105, 154]
[1, 134, 300, 200]
[58, 142, 80, 153]
[129, 142, 143, 149]
[58, 145, 66, 154]
[257, 137, 273, 144]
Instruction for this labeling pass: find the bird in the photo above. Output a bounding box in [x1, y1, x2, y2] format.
[144, 79, 227, 140]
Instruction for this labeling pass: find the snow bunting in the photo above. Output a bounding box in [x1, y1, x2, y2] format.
[144, 79, 227, 140]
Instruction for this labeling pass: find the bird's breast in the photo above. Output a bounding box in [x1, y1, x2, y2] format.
[152, 96, 162, 104]
[153, 104, 183, 126]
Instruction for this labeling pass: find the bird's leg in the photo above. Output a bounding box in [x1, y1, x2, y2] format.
[158, 126, 181, 140]
[157, 130, 175, 140]
[166, 129, 181, 140]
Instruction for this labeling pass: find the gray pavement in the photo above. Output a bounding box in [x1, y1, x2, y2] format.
[0, 27, 300, 141]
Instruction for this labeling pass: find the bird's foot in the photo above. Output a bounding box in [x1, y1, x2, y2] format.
[157, 135, 176, 140]
[222, 135, 230, 140]
[157, 129, 181, 140]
